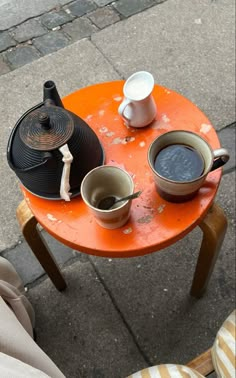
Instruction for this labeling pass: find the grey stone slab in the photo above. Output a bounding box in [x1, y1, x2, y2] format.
[40, 10, 74, 30]
[33, 31, 69, 55]
[216, 170, 235, 226]
[93, 0, 114, 6]
[65, 0, 97, 17]
[4, 45, 40, 69]
[2, 241, 45, 285]
[63, 17, 98, 41]
[0, 31, 16, 52]
[11, 19, 47, 43]
[89, 239, 235, 366]
[0, 38, 120, 251]
[0, 54, 10, 74]
[0, 176, 23, 252]
[0, 0, 74, 30]
[91, 233, 234, 365]
[113, 0, 159, 17]
[217, 123, 236, 173]
[92, 0, 235, 129]
[2, 230, 82, 286]
[27, 261, 147, 378]
[88, 6, 120, 29]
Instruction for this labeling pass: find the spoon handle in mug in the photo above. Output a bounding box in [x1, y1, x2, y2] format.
[115, 190, 142, 204]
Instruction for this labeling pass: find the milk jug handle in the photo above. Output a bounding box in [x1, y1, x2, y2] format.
[118, 98, 132, 125]
[210, 148, 229, 171]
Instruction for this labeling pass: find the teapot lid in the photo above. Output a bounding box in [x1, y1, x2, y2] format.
[19, 105, 74, 151]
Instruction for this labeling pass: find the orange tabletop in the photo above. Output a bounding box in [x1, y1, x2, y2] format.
[22, 81, 222, 258]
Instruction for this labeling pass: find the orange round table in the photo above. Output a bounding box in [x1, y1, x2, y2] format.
[18, 81, 227, 297]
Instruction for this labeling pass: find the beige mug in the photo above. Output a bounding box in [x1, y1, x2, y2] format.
[80, 165, 134, 229]
[148, 130, 230, 202]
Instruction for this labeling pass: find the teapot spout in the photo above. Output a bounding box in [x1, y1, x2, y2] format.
[43, 80, 64, 108]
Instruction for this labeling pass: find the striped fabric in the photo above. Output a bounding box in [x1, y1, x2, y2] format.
[212, 310, 236, 378]
[127, 364, 205, 378]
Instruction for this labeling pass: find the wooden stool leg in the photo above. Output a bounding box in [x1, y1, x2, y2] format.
[190, 202, 227, 298]
[16, 199, 67, 291]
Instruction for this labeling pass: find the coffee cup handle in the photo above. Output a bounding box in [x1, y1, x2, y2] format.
[118, 98, 132, 125]
[210, 148, 230, 171]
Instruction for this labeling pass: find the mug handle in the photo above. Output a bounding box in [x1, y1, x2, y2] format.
[210, 148, 230, 171]
[118, 98, 132, 125]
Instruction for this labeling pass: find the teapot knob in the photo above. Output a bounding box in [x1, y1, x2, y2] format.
[39, 112, 51, 129]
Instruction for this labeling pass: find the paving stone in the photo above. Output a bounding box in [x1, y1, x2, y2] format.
[88, 6, 120, 29]
[2, 231, 82, 286]
[65, 0, 97, 17]
[0, 31, 16, 52]
[40, 10, 74, 30]
[4, 45, 40, 69]
[93, 0, 114, 6]
[27, 261, 147, 378]
[33, 31, 70, 55]
[0, 54, 11, 74]
[11, 19, 47, 43]
[217, 123, 236, 173]
[113, 0, 158, 17]
[63, 17, 98, 41]
[0, 0, 75, 30]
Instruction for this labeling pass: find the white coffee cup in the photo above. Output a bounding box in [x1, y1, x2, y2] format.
[118, 71, 157, 128]
[81, 166, 134, 229]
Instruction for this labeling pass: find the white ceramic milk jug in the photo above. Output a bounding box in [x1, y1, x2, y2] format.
[118, 71, 157, 128]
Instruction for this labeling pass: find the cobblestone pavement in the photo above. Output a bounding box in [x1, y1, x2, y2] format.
[0, 0, 166, 75]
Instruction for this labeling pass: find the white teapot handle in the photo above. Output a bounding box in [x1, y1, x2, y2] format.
[59, 144, 73, 201]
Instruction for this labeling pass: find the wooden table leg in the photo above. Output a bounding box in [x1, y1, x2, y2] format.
[16, 200, 67, 291]
[190, 202, 228, 298]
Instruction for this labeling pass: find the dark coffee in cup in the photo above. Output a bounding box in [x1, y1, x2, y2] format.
[154, 144, 204, 182]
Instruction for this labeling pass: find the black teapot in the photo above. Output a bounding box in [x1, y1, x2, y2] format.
[7, 81, 104, 200]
